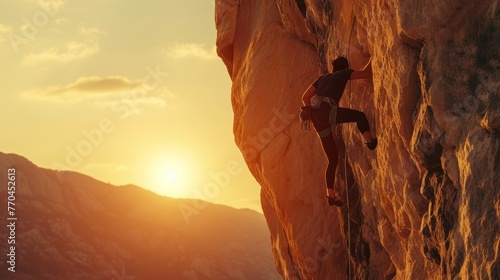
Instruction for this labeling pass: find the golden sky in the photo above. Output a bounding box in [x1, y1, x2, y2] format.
[0, 0, 262, 212]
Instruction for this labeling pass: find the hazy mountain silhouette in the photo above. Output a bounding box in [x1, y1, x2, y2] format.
[0, 153, 280, 280]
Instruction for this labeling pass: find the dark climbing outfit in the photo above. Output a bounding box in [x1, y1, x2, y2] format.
[310, 69, 371, 188]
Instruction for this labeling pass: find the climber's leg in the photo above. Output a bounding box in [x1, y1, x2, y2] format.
[335, 108, 377, 150]
[318, 132, 344, 207]
[318, 132, 338, 187]
[362, 131, 372, 143]
[335, 108, 370, 135]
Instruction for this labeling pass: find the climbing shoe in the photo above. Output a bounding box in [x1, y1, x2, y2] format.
[327, 195, 344, 207]
[366, 137, 377, 150]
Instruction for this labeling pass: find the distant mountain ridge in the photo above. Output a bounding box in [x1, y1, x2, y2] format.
[0, 153, 280, 280]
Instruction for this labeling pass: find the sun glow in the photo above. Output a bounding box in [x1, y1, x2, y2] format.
[149, 156, 195, 198]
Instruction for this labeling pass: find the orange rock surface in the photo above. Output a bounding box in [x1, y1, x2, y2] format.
[215, 0, 499, 279]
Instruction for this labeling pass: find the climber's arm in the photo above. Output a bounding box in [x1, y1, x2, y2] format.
[302, 84, 317, 106]
[350, 61, 372, 80]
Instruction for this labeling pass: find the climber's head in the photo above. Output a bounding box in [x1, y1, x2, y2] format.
[332, 56, 349, 72]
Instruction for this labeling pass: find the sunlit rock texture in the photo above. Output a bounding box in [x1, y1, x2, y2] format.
[215, 0, 499, 279]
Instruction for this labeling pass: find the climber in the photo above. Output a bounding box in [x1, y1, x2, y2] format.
[300, 56, 377, 207]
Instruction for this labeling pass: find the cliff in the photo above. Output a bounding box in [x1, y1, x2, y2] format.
[0, 153, 280, 280]
[215, 0, 499, 279]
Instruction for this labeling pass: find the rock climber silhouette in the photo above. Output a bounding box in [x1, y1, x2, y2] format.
[300, 56, 377, 207]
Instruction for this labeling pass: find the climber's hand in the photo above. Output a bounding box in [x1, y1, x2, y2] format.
[299, 105, 313, 122]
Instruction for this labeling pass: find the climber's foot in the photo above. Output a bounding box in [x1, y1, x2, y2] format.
[326, 188, 344, 207]
[366, 137, 377, 150]
[327, 195, 344, 207]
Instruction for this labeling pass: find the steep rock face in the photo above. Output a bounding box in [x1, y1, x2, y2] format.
[215, 0, 499, 279]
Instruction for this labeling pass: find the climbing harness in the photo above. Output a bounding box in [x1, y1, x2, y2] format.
[310, 95, 339, 138]
[300, 118, 311, 131]
[299, 106, 313, 131]
[300, 95, 339, 136]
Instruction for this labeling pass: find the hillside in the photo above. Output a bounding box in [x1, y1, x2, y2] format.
[0, 152, 280, 280]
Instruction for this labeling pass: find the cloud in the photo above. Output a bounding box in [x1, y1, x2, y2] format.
[22, 76, 174, 111]
[165, 43, 217, 60]
[0, 24, 12, 33]
[55, 18, 67, 25]
[80, 26, 105, 35]
[97, 86, 177, 113]
[23, 41, 99, 65]
[22, 76, 143, 102]
[37, 0, 66, 10]
[102, 96, 167, 110]
[0, 24, 13, 43]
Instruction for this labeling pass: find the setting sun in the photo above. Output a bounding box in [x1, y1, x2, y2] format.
[0, 0, 262, 213]
[149, 156, 194, 198]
